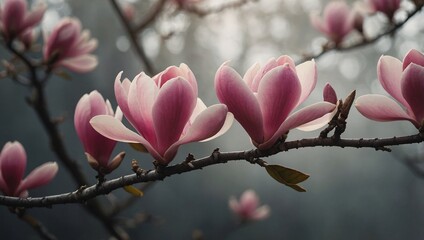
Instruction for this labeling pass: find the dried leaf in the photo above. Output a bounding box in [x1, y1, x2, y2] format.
[123, 185, 144, 197]
[265, 164, 310, 192]
[129, 143, 148, 153]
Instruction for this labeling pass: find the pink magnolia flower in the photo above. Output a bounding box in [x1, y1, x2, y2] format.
[366, 0, 401, 20]
[229, 190, 270, 222]
[310, 1, 355, 45]
[0, 141, 58, 197]
[215, 56, 336, 150]
[0, 0, 45, 41]
[355, 49, 424, 128]
[90, 64, 233, 166]
[74, 91, 124, 174]
[43, 17, 98, 73]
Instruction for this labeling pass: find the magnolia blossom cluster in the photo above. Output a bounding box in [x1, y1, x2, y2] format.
[83, 55, 338, 168]
[310, 0, 402, 45]
[0, 0, 98, 72]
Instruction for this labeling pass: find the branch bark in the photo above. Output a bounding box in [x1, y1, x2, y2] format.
[1, 133, 423, 208]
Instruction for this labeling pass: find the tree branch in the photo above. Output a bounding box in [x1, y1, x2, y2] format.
[297, 4, 424, 64]
[1, 133, 423, 208]
[4, 42, 128, 240]
[109, 0, 155, 75]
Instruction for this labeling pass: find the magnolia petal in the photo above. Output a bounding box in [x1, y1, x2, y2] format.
[259, 102, 336, 150]
[2, 0, 26, 36]
[310, 12, 329, 36]
[22, 2, 46, 30]
[228, 197, 240, 212]
[153, 77, 196, 155]
[276, 55, 296, 69]
[60, 55, 98, 73]
[128, 73, 158, 144]
[114, 72, 132, 122]
[201, 112, 234, 142]
[403, 49, 424, 70]
[18, 162, 58, 194]
[355, 94, 417, 126]
[215, 65, 264, 144]
[257, 65, 301, 140]
[323, 82, 338, 104]
[0, 141, 27, 195]
[295, 60, 317, 107]
[297, 106, 337, 131]
[377, 55, 409, 108]
[250, 58, 278, 92]
[252, 205, 271, 220]
[243, 62, 260, 90]
[401, 64, 424, 124]
[189, 98, 207, 124]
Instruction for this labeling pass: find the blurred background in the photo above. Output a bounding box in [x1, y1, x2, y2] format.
[1, 0, 424, 239]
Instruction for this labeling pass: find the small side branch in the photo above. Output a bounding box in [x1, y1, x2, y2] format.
[297, 4, 424, 64]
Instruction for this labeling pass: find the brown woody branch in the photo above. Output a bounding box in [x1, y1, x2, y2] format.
[1, 133, 423, 208]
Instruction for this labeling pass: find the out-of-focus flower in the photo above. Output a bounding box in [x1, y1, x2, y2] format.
[356, 49, 424, 128]
[90, 64, 233, 166]
[0, 0, 45, 41]
[75, 91, 124, 175]
[310, 1, 355, 45]
[43, 17, 98, 73]
[121, 2, 135, 21]
[229, 190, 270, 222]
[366, 0, 401, 21]
[215, 56, 336, 150]
[18, 28, 37, 49]
[0, 141, 58, 197]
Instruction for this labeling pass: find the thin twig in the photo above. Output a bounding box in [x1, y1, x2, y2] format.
[134, 0, 168, 33]
[185, 0, 258, 17]
[110, 0, 155, 75]
[297, 5, 424, 64]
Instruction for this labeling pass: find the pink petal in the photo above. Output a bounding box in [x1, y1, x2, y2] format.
[403, 49, 424, 70]
[0, 141, 26, 195]
[114, 72, 132, 122]
[215, 65, 264, 144]
[240, 190, 259, 213]
[259, 102, 336, 150]
[377, 55, 409, 108]
[152, 77, 196, 155]
[250, 58, 278, 92]
[18, 162, 58, 194]
[1, 0, 26, 36]
[252, 205, 271, 220]
[164, 104, 228, 163]
[229, 197, 240, 213]
[257, 65, 301, 140]
[276, 55, 296, 69]
[200, 112, 234, 142]
[324, 2, 353, 42]
[21, 1, 46, 30]
[323, 82, 338, 104]
[310, 12, 329, 36]
[355, 94, 417, 126]
[91, 115, 164, 162]
[295, 60, 317, 107]
[243, 62, 260, 90]
[60, 55, 98, 73]
[401, 64, 424, 124]
[127, 73, 158, 145]
[179, 104, 229, 144]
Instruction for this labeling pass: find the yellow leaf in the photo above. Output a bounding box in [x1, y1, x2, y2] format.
[265, 164, 310, 192]
[123, 185, 144, 197]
